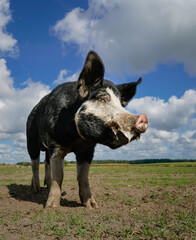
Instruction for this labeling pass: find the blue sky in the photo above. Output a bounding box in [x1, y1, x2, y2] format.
[0, 0, 196, 163]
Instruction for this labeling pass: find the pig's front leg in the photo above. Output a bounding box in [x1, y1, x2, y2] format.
[76, 157, 98, 209]
[31, 157, 40, 192]
[45, 148, 64, 208]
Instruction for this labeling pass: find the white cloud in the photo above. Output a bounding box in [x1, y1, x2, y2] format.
[0, 58, 14, 97]
[0, 143, 11, 153]
[0, 60, 50, 135]
[1, 59, 195, 162]
[94, 127, 196, 160]
[0, 0, 18, 56]
[93, 90, 196, 160]
[0, 58, 50, 163]
[128, 89, 196, 131]
[54, 69, 68, 84]
[52, 0, 196, 76]
[0, 57, 195, 163]
[1, 58, 196, 163]
[54, 69, 79, 84]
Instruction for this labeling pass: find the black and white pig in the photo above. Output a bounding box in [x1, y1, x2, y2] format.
[26, 51, 148, 209]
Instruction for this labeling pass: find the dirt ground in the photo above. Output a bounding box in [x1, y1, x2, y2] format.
[0, 163, 195, 240]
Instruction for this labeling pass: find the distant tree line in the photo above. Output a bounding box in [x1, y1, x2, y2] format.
[69, 159, 196, 164]
[1, 158, 195, 166]
[16, 162, 32, 166]
[128, 159, 196, 164]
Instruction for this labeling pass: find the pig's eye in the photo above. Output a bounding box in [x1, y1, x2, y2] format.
[98, 98, 107, 103]
[97, 95, 110, 103]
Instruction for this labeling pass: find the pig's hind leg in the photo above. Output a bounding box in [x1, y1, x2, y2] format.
[27, 120, 41, 193]
[31, 157, 40, 192]
[44, 150, 51, 189]
[76, 150, 98, 209]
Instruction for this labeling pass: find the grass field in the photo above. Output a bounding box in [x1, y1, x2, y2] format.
[0, 162, 195, 239]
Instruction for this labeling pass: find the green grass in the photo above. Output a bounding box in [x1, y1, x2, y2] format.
[130, 210, 196, 240]
[0, 162, 195, 239]
[11, 211, 21, 222]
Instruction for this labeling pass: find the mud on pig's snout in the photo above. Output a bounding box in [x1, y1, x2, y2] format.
[107, 113, 148, 146]
[108, 113, 148, 135]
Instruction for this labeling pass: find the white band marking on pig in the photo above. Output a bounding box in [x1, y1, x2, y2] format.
[106, 88, 123, 109]
[79, 87, 129, 119]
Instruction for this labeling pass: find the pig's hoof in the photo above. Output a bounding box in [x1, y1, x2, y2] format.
[45, 193, 61, 208]
[83, 197, 98, 209]
[31, 179, 40, 193]
[45, 200, 60, 208]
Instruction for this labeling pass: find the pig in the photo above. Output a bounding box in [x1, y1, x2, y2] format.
[26, 51, 148, 209]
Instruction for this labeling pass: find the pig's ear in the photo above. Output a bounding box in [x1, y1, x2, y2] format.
[78, 51, 104, 97]
[117, 78, 142, 107]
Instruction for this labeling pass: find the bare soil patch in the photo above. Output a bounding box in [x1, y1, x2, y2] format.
[0, 163, 195, 239]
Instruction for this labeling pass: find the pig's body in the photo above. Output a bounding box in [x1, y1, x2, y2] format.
[27, 81, 92, 156]
[26, 51, 148, 208]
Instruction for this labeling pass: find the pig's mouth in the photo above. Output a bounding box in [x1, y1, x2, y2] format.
[107, 129, 141, 149]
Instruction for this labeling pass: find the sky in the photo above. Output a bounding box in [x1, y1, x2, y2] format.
[0, 0, 196, 164]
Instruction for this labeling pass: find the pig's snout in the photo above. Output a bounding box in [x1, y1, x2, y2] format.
[107, 113, 148, 147]
[135, 114, 148, 133]
[102, 112, 148, 149]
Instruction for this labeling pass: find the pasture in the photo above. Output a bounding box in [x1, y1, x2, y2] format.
[0, 162, 195, 240]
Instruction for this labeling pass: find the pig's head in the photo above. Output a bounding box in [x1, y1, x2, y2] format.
[75, 51, 148, 149]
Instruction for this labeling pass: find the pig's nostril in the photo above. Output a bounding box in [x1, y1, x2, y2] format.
[135, 114, 148, 132]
